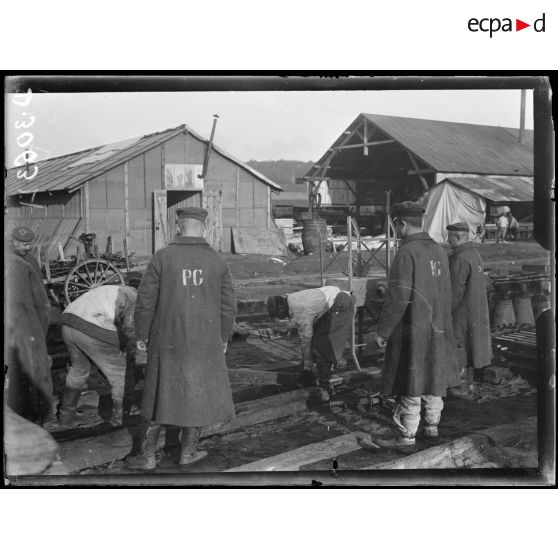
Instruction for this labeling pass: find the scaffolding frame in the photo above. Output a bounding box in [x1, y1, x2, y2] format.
[319, 191, 398, 372]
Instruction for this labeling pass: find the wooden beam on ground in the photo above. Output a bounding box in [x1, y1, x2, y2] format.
[58, 386, 329, 472]
[362, 417, 537, 470]
[225, 432, 366, 472]
[227, 367, 299, 385]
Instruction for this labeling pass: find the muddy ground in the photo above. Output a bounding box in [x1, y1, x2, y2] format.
[39, 241, 546, 477]
[44, 316, 538, 476]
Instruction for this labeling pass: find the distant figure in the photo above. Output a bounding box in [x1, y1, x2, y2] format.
[496, 213, 508, 243]
[475, 223, 486, 243]
[358, 202, 459, 451]
[126, 207, 236, 471]
[446, 222, 493, 399]
[267, 286, 355, 387]
[5, 227, 52, 424]
[507, 212, 519, 241]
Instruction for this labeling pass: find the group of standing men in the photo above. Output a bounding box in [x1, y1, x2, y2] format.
[358, 202, 492, 449]
[496, 211, 519, 243]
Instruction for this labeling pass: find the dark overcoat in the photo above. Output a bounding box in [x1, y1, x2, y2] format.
[377, 233, 459, 397]
[4, 251, 52, 422]
[449, 242, 493, 369]
[135, 236, 236, 427]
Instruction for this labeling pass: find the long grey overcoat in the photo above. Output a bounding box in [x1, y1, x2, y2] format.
[135, 236, 236, 427]
[377, 233, 459, 397]
[449, 242, 493, 369]
[4, 250, 52, 422]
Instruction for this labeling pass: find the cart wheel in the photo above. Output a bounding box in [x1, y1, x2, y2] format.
[63, 258, 124, 305]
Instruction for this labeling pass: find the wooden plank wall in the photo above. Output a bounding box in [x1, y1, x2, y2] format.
[5, 190, 85, 260]
[7, 131, 274, 258]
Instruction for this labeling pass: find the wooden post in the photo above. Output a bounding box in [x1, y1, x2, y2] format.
[123, 238, 130, 272]
[124, 161, 130, 257]
[267, 182, 271, 229]
[161, 143, 166, 189]
[84, 182, 90, 233]
[235, 167, 240, 227]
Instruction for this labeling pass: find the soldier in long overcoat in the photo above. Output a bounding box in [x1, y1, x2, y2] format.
[358, 203, 459, 451]
[446, 222, 492, 391]
[4, 227, 52, 424]
[126, 207, 236, 470]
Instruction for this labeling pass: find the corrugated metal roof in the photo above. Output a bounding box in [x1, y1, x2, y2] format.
[308, 113, 533, 177]
[440, 175, 534, 202]
[363, 114, 533, 175]
[6, 124, 282, 196]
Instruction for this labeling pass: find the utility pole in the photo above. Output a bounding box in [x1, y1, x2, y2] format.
[519, 89, 526, 145]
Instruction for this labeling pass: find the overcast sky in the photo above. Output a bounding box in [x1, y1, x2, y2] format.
[5, 88, 534, 165]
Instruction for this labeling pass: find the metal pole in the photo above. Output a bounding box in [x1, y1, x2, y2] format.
[386, 190, 391, 272]
[519, 89, 526, 145]
[198, 114, 219, 179]
[347, 216, 361, 371]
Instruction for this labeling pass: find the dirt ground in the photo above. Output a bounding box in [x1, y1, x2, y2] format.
[223, 241, 549, 281]
[48, 319, 537, 476]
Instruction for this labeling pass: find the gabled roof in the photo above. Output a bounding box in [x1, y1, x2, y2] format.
[439, 175, 534, 203]
[5, 124, 282, 196]
[361, 114, 533, 175]
[309, 113, 533, 178]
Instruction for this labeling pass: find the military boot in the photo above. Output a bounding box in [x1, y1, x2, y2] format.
[58, 388, 82, 429]
[421, 424, 441, 444]
[158, 425, 181, 469]
[179, 427, 208, 467]
[109, 400, 123, 427]
[124, 423, 162, 471]
[316, 361, 332, 383]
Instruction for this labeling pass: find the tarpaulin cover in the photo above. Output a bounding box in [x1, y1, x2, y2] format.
[422, 181, 486, 243]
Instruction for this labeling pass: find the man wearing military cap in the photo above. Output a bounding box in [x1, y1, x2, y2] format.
[126, 205, 236, 471]
[5, 226, 52, 423]
[358, 201, 459, 450]
[446, 221, 492, 398]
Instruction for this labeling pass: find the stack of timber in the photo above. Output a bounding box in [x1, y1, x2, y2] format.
[492, 328, 537, 384]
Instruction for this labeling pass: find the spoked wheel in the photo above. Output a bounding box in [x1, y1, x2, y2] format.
[63, 258, 125, 305]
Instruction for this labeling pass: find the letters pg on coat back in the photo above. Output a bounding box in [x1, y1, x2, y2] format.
[430, 260, 441, 277]
[182, 269, 204, 286]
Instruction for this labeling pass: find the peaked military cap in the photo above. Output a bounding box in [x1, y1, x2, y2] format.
[446, 222, 469, 232]
[176, 207, 208, 222]
[11, 226, 35, 242]
[391, 201, 425, 218]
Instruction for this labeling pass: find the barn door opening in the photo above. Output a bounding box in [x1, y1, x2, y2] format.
[153, 189, 222, 253]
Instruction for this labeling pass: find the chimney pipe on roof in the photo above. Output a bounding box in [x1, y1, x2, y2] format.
[519, 89, 526, 145]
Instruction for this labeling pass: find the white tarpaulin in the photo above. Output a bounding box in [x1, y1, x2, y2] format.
[422, 181, 486, 243]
